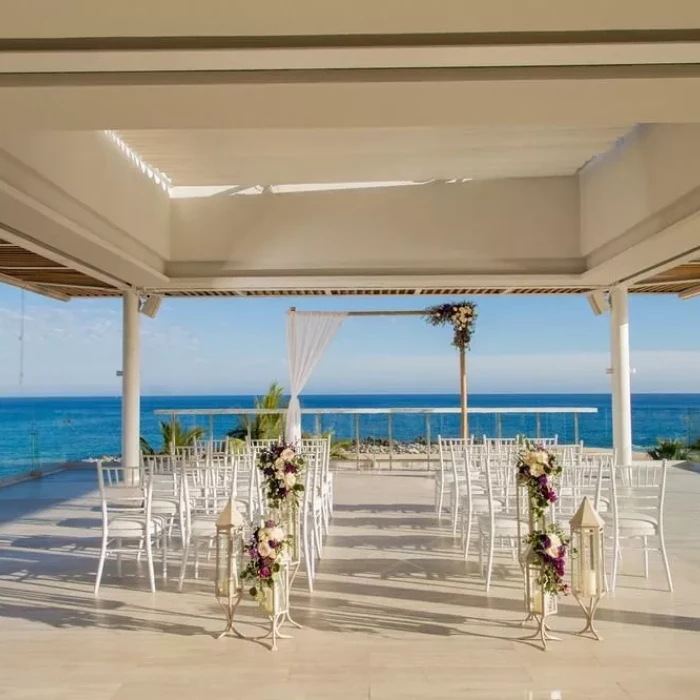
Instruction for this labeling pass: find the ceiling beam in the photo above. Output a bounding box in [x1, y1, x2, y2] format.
[0, 271, 70, 301]
[6, 71, 700, 129]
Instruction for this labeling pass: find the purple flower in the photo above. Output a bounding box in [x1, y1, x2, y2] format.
[260, 566, 271, 578]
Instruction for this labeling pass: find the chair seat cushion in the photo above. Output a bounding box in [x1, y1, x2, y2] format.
[108, 516, 163, 537]
[151, 498, 179, 515]
[462, 496, 503, 513]
[603, 512, 658, 535]
[190, 516, 217, 537]
[479, 515, 526, 535]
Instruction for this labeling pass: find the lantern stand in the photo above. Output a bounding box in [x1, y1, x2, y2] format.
[569, 497, 606, 641]
[214, 500, 245, 640]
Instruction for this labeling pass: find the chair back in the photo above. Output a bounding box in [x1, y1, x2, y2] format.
[181, 455, 235, 521]
[96, 462, 152, 533]
[555, 452, 607, 518]
[439, 436, 473, 485]
[610, 460, 668, 524]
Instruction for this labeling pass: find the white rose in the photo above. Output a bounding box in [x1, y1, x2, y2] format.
[529, 462, 546, 478]
[274, 457, 285, 469]
[284, 472, 297, 488]
[545, 534, 562, 558]
[534, 450, 550, 467]
[281, 448, 295, 461]
[270, 526, 285, 542]
[258, 541, 273, 558]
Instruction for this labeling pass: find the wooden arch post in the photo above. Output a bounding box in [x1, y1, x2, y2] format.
[460, 346, 468, 440]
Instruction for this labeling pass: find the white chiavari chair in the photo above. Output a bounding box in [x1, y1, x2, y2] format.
[605, 460, 673, 593]
[478, 445, 525, 592]
[178, 455, 237, 591]
[301, 436, 332, 533]
[299, 446, 325, 592]
[452, 442, 503, 563]
[94, 463, 165, 595]
[141, 454, 183, 540]
[436, 436, 471, 519]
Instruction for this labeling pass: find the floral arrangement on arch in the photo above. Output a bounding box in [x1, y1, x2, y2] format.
[424, 302, 478, 351]
[525, 525, 571, 596]
[516, 443, 562, 519]
[241, 519, 290, 612]
[257, 443, 305, 511]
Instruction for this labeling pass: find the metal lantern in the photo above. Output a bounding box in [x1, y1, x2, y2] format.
[214, 499, 244, 639]
[569, 497, 606, 640]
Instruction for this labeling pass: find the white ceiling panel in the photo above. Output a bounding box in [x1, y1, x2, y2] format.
[116, 125, 632, 187]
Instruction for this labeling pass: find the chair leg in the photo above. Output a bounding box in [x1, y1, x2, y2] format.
[303, 522, 314, 593]
[94, 532, 108, 596]
[162, 530, 168, 581]
[464, 515, 473, 563]
[136, 539, 144, 563]
[178, 536, 190, 592]
[451, 489, 460, 537]
[194, 545, 200, 579]
[643, 536, 649, 579]
[116, 538, 123, 577]
[659, 531, 674, 593]
[314, 514, 323, 559]
[178, 509, 186, 546]
[145, 535, 156, 594]
[485, 533, 495, 592]
[611, 536, 620, 594]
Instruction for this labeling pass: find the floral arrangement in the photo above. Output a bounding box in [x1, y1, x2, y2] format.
[516, 443, 562, 519]
[525, 525, 570, 596]
[257, 443, 305, 511]
[424, 302, 478, 351]
[241, 519, 290, 611]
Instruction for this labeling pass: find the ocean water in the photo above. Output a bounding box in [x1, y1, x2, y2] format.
[1, 393, 699, 478]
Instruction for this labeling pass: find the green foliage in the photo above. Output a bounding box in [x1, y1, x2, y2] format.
[647, 438, 690, 461]
[227, 382, 287, 441]
[140, 419, 206, 455]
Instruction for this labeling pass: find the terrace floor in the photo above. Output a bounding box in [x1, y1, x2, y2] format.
[1, 467, 700, 699]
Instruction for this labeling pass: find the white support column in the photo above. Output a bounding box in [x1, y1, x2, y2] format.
[122, 290, 141, 470]
[610, 286, 632, 465]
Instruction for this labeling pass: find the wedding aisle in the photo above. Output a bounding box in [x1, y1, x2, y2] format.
[0, 469, 700, 698]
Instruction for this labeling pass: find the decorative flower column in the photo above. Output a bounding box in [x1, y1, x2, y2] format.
[256, 443, 306, 631]
[516, 443, 569, 651]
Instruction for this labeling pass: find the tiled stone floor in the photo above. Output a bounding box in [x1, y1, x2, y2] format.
[0, 467, 700, 699]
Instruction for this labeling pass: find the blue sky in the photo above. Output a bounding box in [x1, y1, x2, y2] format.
[0, 282, 697, 396]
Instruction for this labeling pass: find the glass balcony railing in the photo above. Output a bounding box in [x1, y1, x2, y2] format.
[2, 397, 699, 481]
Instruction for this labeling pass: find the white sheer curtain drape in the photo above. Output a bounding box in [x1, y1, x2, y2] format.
[285, 310, 346, 444]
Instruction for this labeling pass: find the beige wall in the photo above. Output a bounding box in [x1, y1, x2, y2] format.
[170, 178, 580, 275]
[0, 131, 170, 260]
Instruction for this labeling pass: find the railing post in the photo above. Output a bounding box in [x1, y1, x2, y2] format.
[535, 412, 541, 439]
[388, 413, 394, 471]
[574, 412, 580, 445]
[425, 413, 431, 470]
[355, 413, 361, 470]
[209, 414, 214, 450]
[315, 412, 321, 437]
[496, 413, 502, 439]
